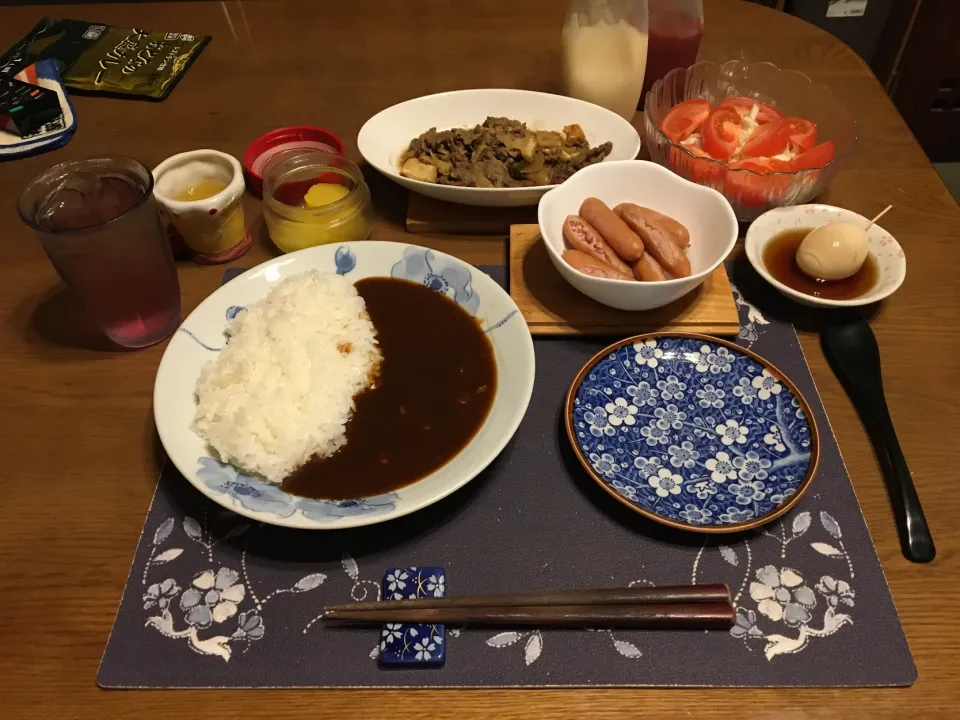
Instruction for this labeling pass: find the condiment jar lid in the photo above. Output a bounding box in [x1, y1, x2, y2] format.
[243, 126, 344, 196]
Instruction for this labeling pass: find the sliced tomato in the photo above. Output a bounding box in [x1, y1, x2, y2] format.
[788, 140, 835, 171]
[719, 96, 783, 125]
[724, 158, 792, 208]
[658, 99, 712, 143]
[669, 142, 723, 185]
[784, 117, 818, 152]
[702, 107, 742, 160]
[732, 157, 792, 172]
[740, 118, 792, 158]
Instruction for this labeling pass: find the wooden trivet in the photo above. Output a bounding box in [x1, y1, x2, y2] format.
[406, 193, 537, 234]
[509, 224, 740, 336]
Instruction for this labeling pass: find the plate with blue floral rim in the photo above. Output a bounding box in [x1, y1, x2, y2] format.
[154, 241, 534, 530]
[565, 333, 819, 533]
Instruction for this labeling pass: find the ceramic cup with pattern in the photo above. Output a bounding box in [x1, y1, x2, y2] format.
[153, 149, 251, 264]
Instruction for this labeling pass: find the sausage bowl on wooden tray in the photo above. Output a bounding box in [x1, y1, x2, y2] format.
[538, 160, 738, 311]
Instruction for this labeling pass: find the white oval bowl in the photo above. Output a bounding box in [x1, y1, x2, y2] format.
[357, 88, 642, 207]
[537, 160, 738, 311]
[745, 204, 906, 308]
[154, 241, 535, 530]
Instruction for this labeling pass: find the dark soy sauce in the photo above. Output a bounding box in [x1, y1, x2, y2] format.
[762, 228, 878, 301]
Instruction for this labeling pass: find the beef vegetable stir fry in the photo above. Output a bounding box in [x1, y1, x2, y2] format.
[399, 117, 613, 188]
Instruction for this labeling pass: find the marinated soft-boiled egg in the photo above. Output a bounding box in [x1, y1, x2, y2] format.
[795, 221, 868, 281]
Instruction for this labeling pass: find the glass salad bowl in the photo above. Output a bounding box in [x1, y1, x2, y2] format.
[644, 60, 857, 221]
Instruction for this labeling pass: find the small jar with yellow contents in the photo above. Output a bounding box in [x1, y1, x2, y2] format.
[262, 151, 373, 253]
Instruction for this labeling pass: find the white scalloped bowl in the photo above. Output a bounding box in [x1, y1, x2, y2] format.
[745, 204, 906, 308]
[538, 160, 738, 311]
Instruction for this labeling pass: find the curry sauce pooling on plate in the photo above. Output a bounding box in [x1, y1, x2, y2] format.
[283, 277, 496, 499]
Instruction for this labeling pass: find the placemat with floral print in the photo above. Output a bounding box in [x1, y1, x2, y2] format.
[97, 262, 916, 688]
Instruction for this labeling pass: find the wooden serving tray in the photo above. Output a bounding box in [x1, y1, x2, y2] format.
[509, 224, 740, 336]
[407, 193, 536, 234]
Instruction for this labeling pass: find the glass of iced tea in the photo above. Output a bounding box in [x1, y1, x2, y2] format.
[17, 156, 182, 348]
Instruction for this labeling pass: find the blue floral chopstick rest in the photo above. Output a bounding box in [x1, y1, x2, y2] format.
[378, 566, 445, 669]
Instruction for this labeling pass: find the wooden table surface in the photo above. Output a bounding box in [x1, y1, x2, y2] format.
[1, 1, 958, 717]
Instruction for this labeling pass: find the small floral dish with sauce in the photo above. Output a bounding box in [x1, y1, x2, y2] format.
[565, 333, 819, 533]
[155, 241, 535, 530]
[745, 204, 906, 308]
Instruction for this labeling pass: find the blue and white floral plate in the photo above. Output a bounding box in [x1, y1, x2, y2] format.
[154, 241, 535, 529]
[565, 333, 819, 533]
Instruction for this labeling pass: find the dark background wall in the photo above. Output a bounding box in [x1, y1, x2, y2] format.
[788, 0, 899, 67]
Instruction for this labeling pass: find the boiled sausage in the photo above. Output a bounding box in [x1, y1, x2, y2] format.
[614, 203, 690, 248]
[615, 204, 691, 277]
[563, 215, 632, 276]
[633, 253, 668, 281]
[579, 197, 646, 262]
[562, 249, 633, 280]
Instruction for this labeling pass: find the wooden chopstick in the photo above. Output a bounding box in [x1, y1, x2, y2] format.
[322, 601, 735, 630]
[324, 584, 730, 614]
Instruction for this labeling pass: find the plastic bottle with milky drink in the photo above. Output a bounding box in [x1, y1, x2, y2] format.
[562, 0, 649, 121]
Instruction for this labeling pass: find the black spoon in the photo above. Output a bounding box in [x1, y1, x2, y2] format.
[821, 315, 935, 563]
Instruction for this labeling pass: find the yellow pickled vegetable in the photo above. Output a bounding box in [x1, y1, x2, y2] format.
[304, 183, 350, 207]
[264, 181, 371, 253]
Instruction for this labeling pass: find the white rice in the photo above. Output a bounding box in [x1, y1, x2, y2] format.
[192, 270, 381, 484]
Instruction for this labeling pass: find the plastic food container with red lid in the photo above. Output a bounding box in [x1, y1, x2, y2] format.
[243, 126, 345, 196]
[261, 150, 373, 254]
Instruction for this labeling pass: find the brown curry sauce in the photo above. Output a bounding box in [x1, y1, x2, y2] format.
[282, 277, 496, 500]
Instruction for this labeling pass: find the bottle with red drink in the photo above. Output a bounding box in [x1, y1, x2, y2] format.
[638, 0, 703, 107]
